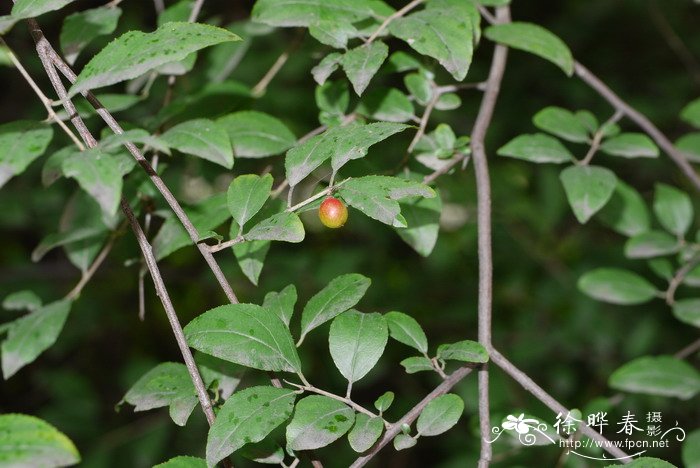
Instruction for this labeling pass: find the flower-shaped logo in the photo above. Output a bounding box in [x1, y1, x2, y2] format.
[502, 414, 540, 435]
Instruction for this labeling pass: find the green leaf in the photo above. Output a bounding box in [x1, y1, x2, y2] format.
[218, 111, 296, 158]
[596, 180, 650, 237]
[385, 311, 428, 354]
[152, 193, 230, 260]
[396, 191, 442, 257]
[312, 52, 343, 85]
[195, 352, 243, 400]
[184, 303, 302, 373]
[578, 268, 657, 305]
[497, 133, 573, 164]
[2, 300, 71, 379]
[609, 355, 700, 400]
[12, 0, 77, 19]
[340, 41, 389, 96]
[160, 119, 233, 168]
[389, 2, 476, 81]
[263, 285, 297, 327]
[0, 121, 53, 189]
[435, 93, 461, 111]
[206, 386, 296, 466]
[672, 299, 700, 328]
[31, 227, 106, 263]
[2, 290, 42, 312]
[60, 6, 121, 64]
[374, 392, 394, 413]
[393, 433, 417, 450]
[309, 20, 358, 49]
[286, 395, 355, 451]
[416, 394, 464, 436]
[606, 458, 677, 468]
[329, 311, 388, 384]
[600, 133, 659, 158]
[233, 240, 270, 286]
[533, 107, 590, 143]
[316, 81, 350, 117]
[348, 414, 383, 453]
[244, 212, 305, 243]
[400, 356, 433, 374]
[0, 414, 80, 466]
[154, 456, 207, 468]
[227, 174, 273, 229]
[299, 273, 371, 343]
[683, 430, 700, 468]
[677, 133, 700, 162]
[238, 440, 285, 465]
[484, 22, 574, 76]
[624, 231, 679, 259]
[404, 72, 433, 106]
[437, 340, 488, 364]
[681, 98, 700, 128]
[121, 362, 197, 426]
[100, 128, 170, 155]
[653, 183, 693, 237]
[70, 22, 240, 95]
[357, 87, 414, 123]
[560, 165, 617, 223]
[252, 0, 375, 27]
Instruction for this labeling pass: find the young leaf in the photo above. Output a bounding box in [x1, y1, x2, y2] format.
[677, 133, 700, 162]
[70, 23, 240, 95]
[340, 41, 389, 96]
[400, 356, 434, 374]
[437, 340, 488, 364]
[623, 231, 679, 259]
[393, 433, 417, 450]
[218, 111, 296, 158]
[2, 290, 42, 312]
[0, 121, 53, 189]
[681, 97, 700, 129]
[600, 133, 659, 158]
[396, 192, 442, 257]
[299, 273, 371, 343]
[609, 355, 700, 400]
[233, 240, 270, 286]
[329, 311, 388, 384]
[206, 386, 296, 466]
[578, 268, 657, 305]
[227, 174, 273, 229]
[154, 456, 206, 468]
[252, 0, 374, 27]
[416, 394, 464, 436]
[596, 180, 650, 237]
[263, 284, 297, 327]
[311, 52, 343, 85]
[0, 414, 80, 466]
[484, 22, 574, 76]
[672, 299, 700, 328]
[532, 107, 590, 143]
[2, 300, 71, 379]
[560, 165, 617, 223]
[244, 212, 305, 243]
[60, 6, 122, 64]
[184, 303, 302, 373]
[497, 133, 574, 164]
[374, 391, 395, 413]
[160, 119, 233, 168]
[653, 183, 693, 237]
[385, 311, 428, 354]
[404, 72, 433, 106]
[12, 0, 77, 19]
[348, 414, 384, 453]
[357, 87, 414, 123]
[286, 395, 355, 451]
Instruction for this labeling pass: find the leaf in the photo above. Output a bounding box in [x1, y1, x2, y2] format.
[624, 231, 679, 259]
[653, 183, 693, 237]
[160, 119, 233, 168]
[309, 20, 358, 49]
[195, 352, 243, 400]
[673, 299, 700, 328]
[152, 193, 230, 260]
[154, 456, 207, 468]
[11, 0, 77, 19]
[485, 22, 574, 75]
[244, 212, 305, 243]
[389, 2, 476, 81]
[31, 227, 106, 263]
[606, 458, 677, 468]
[596, 180, 650, 237]
[400, 356, 434, 374]
[340, 41, 389, 96]
[100, 128, 170, 155]
[263, 285, 297, 327]
[0, 121, 53, 189]
[396, 191, 442, 257]
[609, 355, 700, 400]
[681, 97, 700, 128]
[497, 133, 573, 164]
[329, 311, 388, 384]
[206, 386, 296, 466]
[0, 414, 80, 466]
[600, 133, 659, 158]
[532, 107, 590, 143]
[233, 240, 270, 286]
[416, 394, 464, 436]
[677, 133, 700, 162]
[316, 81, 350, 117]
[357, 87, 414, 123]
[374, 392, 394, 413]
[60, 6, 122, 64]
[227, 174, 273, 229]
[385, 311, 428, 354]
[683, 430, 700, 468]
[184, 303, 302, 373]
[578, 268, 657, 305]
[252, 0, 375, 27]
[239, 440, 285, 465]
[218, 111, 296, 158]
[298, 274, 371, 344]
[2, 290, 42, 312]
[285, 395, 355, 451]
[404, 72, 433, 106]
[312, 53, 343, 85]
[393, 433, 417, 450]
[560, 165, 617, 224]
[437, 340, 488, 364]
[2, 300, 71, 379]
[348, 414, 383, 453]
[69, 22, 240, 95]
[121, 362, 197, 426]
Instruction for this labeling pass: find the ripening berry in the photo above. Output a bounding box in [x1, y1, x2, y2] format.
[319, 196, 348, 229]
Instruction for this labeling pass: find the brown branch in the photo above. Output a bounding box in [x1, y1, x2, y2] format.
[365, 0, 424, 45]
[665, 252, 700, 305]
[578, 109, 623, 166]
[251, 29, 305, 97]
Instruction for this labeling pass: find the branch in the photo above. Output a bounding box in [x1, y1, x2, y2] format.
[578, 109, 623, 166]
[365, 0, 424, 45]
[285, 380, 384, 424]
[665, 251, 700, 305]
[469, 6, 511, 466]
[252, 29, 305, 97]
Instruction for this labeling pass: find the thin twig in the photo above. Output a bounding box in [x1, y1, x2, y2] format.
[578, 110, 623, 166]
[187, 0, 206, 23]
[208, 235, 244, 254]
[153, 0, 164, 14]
[407, 88, 440, 153]
[286, 178, 350, 212]
[285, 380, 384, 423]
[252, 30, 305, 97]
[675, 337, 700, 360]
[365, 0, 424, 45]
[665, 252, 700, 305]
[422, 153, 468, 185]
